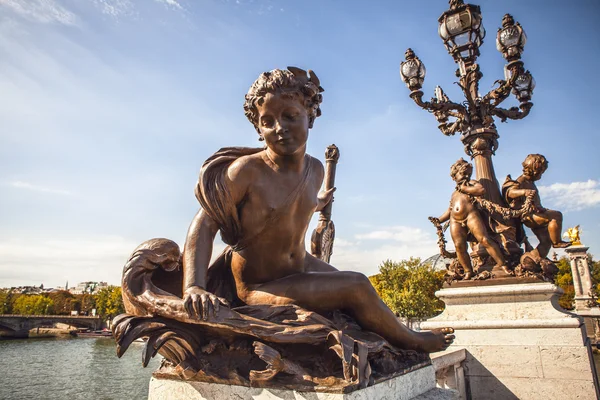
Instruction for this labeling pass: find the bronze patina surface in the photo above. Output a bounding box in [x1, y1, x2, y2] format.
[401, 1, 576, 284]
[113, 67, 453, 391]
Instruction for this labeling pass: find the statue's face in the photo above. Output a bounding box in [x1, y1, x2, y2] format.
[530, 166, 545, 181]
[454, 163, 472, 183]
[257, 92, 309, 156]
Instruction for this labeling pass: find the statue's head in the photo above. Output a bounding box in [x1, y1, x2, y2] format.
[522, 154, 548, 181]
[450, 158, 472, 183]
[243, 67, 324, 139]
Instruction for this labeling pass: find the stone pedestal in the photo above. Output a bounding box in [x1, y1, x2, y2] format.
[421, 282, 599, 399]
[566, 246, 595, 312]
[147, 364, 459, 400]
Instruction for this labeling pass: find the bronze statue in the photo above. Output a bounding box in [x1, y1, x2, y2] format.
[563, 225, 582, 246]
[431, 159, 509, 280]
[114, 67, 454, 391]
[503, 154, 571, 266]
[310, 144, 339, 263]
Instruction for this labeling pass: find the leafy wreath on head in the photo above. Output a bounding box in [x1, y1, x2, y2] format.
[243, 66, 325, 139]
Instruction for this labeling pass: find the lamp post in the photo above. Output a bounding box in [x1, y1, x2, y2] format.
[400, 0, 534, 205]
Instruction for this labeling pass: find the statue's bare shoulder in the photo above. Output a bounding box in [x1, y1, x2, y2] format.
[308, 154, 325, 184]
[224, 152, 266, 203]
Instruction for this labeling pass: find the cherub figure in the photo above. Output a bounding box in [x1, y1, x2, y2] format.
[432, 159, 509, 280]
[179, 67, 454, 353]
[503, 154, 571, 262]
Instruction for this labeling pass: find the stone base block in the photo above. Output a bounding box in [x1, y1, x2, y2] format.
[148, 365, 437, 400]
[422, 282, 599, 400]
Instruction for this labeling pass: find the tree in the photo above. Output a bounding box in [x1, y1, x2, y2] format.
[369, 257, 445, 321]
[11, 295, 54, 315]
[46, 290, 75, 315]
[0, 289, 10, 314]
[95, 286, 124, 319]
[79, 293, 96, 315]
[554, 256, 575, 310]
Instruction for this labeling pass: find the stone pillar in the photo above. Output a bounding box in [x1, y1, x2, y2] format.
[421, 283, 600, 399]
[565, 246, 594, 311]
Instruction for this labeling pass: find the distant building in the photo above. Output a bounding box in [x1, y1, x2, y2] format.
[69, 281, 108, 295]
[11, 285, 44, 295]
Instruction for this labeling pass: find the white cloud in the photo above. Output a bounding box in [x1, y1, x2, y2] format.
[0, 236, 140, 287]
[0, 233, 228, 288]
[155, 0, 183, 10]
[326, 226, 438, 276]
[538, 179, 600, 211]
[0, 0, 77, 25]
[91, 0, 135, 18]
[8, 180, 73, 196]
[355, 225, 432, 243]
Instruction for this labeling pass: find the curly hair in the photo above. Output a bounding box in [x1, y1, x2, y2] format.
[450, 158, 472, 181]
[243, 67, 324, 136]
[522, 154, 548, 177]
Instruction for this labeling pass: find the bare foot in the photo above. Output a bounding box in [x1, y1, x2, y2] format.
[553, 241, 572, 249]
[414, 327, 455, 353]
[500, 265, 514, 276]
[463, 271, 474, 280]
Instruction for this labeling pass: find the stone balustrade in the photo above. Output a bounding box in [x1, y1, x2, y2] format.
[430, 349, 467, 399]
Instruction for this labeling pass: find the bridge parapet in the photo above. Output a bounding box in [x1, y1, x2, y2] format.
[0, 314, 103, 334]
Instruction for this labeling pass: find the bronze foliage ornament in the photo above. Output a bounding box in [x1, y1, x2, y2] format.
[113, 66, 454, 392]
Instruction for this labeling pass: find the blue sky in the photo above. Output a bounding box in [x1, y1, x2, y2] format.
[1, 0, 599, 288]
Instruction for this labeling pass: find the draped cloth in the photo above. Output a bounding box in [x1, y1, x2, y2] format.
[194, 147, 313, 306]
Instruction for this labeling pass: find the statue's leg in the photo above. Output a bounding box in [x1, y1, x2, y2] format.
[544, 210, 570, 247]
[530, 224, 552, 259]
[241, 265, 454, 353]
[449, 222, 473, 278]
[468, 215, 507, 270]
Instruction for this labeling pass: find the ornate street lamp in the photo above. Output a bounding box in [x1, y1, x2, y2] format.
[400, 0, 534, 205]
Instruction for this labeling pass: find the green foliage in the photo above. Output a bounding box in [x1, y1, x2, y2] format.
[369, 257, 445, 320]
[46, 290, 75, 315]
[95, 286, 124, 319]
[554, 257, 574, 310]
[0, 289, 10, 314]
[11, 295, 55, 315]
[589, 256, 600, 302]
[0, 289, 11, 314]
[1, 287, 123, 318]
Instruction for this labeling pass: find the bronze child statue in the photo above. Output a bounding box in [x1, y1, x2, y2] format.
[183, 67, 453, 352]
[432, 158, 509, 280]
[115, 67, 454, 390]
[503, 154, 571, 264]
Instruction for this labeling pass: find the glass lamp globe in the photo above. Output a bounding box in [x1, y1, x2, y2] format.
[496, 14, 526, 61]
[438, 0, 485, 64]
[400, 48, 426, 91]
[513, 70, 535, 102]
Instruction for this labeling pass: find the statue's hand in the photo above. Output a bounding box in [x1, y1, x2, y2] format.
[316, 187, 336, 212]
[183, 286, 229, 321]
[525, 189, 537, 197]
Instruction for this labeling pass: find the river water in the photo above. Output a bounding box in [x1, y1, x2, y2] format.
[3, 337, 600, 399]
[0, 337, 161, 400]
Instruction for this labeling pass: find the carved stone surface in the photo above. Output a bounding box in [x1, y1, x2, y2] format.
[147, 365, 439, 400]
[566, 246, 595, 312]
[423, 283, 600, 399]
